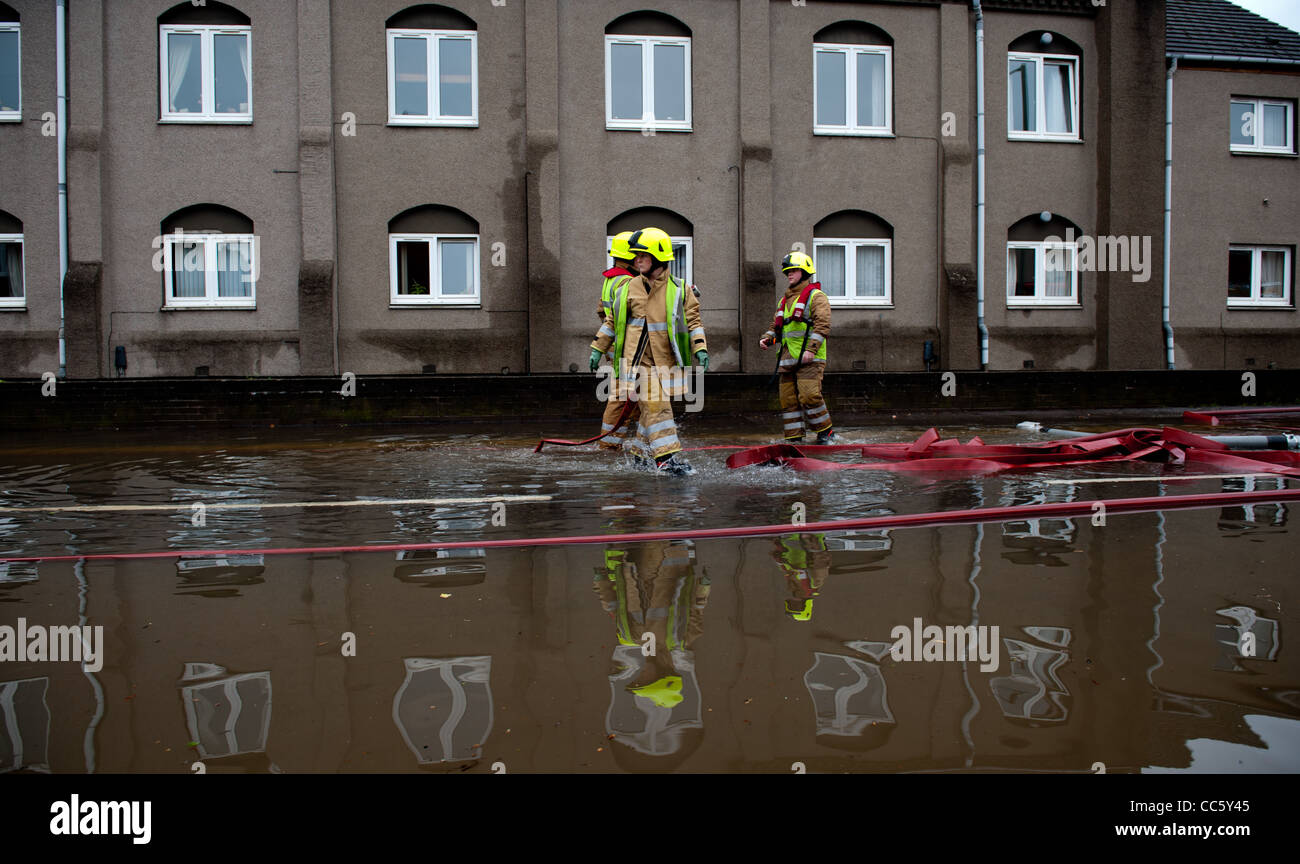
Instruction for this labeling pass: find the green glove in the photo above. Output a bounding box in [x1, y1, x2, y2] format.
[694, 350, 710, 372]
[589, 349, 603, 372]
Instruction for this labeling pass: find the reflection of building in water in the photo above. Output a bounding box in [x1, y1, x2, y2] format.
[175, 555, 266, 597]
[0, 677, 50, 773]
[1217, 476, 1287, 534]
[180, 663, 272, 760]
[0, 561, 39, 587]
[393, 656, 493, 764]
[393, 548, 486, 588]
[1214, 605, 1280, 671]
[803, 649, 894, 748]
[990, 631, 1071, 723]
[998, 479, 1079, 566]
[824, 529, 892, 553]
[594, 541, 709, 763]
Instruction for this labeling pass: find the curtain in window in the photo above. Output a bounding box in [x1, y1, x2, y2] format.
[610, 42, 642, 120]
[815, 51, 846, 127]
[1009, 248, 1036, 297]
[669, 242, 688, 283]
[167, 33, 199, 113]
[213, 33, 249, 113]
[216, 239, 252, 298]
[1044, 247, 1072, 297]
[1044, 61, 1072, 134]
[815, 245, 846, 296]
[172, 240, 206, 298]
[1, 242, 21, 298]
[1260, 250, 1285, 299]
[855, 245, 885, 297]
[1262, 104, 1287, 149]
[856, 53, 886, 128]
[1009, 59, 1035, 132]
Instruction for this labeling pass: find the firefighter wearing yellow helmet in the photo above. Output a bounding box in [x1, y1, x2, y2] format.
[595, 232, 638, 453]
[590, 227, 708, 475]
[759, 250, 834, 444]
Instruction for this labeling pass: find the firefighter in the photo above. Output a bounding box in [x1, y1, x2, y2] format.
[759, 251, 834, 444]
[589, 227, 708, 475]
[773, 532, 830, 622]
[596, 232, 638, 453]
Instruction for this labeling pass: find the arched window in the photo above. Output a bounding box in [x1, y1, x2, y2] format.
[813, 21, 892, 135]
[387, 4, 478, 126]
[159, 2, 251, 122]
[605, 12, 691, 132]
[1006, 213, 1080, 306]
[1008, 31, 1081, 141]
[389, 205, 480, 305]
[159, 204, 257, 308]
[0, 208, 23, 306]
[0, 2, 19, 120]
[813, 211, 893, 306]
[607, 207, 693, 285]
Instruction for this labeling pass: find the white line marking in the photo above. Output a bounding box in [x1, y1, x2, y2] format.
[1040, 473, 1287, 485]
[601, 505, 635, 510]
[0, 494, 552, 514]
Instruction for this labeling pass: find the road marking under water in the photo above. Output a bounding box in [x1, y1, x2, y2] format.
[1041, 473, 1287, 485]
[0, 494, 552, 514]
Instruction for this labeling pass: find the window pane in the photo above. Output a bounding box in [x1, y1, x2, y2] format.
[167, 32, 202, 114]
[1044, 247, 1073, 297]
[439, 240, 475, 296]
[0, 241, 22, 298]
[653, 43, 686, 122]
[1227, 249, 1253, 299]
[172, 240, 207, 298]
[669, 241, 689, 283]
[610, 42, 642, 120]
[439, 38, 473, 117]
[1009, 59, 1035, 132]
[1230, 101, 1254, 146]
[855, 245, 885, 297]
[1260, 250, 1285, 298]
[216, 239, 252, 298]
[1044, 61, 1072, 134]
[213, 33, 249, 114]
[815, 51, 846, 127]
[856, 52, 886, 128]
[397, 240, 431, 295]
[1010, 248, 1036, 296]
[393, 37, 428, 116]
[0, 30, 18, 112]
[1262, 103, 1287, 148]
[815, 245, 846, 296]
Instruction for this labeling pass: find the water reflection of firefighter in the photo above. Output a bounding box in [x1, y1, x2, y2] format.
[773, 533, 830, 622]
[593, 541, 709, 767]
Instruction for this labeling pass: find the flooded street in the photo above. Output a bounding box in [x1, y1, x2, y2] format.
[1, 419, 1297, 773]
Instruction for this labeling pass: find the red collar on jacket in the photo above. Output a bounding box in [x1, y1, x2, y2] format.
[603, 266, 634, 279]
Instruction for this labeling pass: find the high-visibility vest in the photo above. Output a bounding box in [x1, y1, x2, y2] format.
[600, 268, 633, 321]
[612, 274, 692, 367]
[775, 282, 827, 365]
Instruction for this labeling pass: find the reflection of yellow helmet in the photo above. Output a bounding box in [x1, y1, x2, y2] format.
[781, 251, 816, 276]
[629, 676, 683, 708]
[785, 598, 813, 621]
[608, 231, 634, 261]
[628, 227, 675, 263]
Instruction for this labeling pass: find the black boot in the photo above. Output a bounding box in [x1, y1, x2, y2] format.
[815, 429, 836, 445]
[655, 452, 697, 476]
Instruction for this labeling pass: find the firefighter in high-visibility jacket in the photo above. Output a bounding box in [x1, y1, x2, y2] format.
[590, 227, 708, 475]
[596, 232, 638, 452]
[760, 251, 834, 444]
[773, 533, 830, 622]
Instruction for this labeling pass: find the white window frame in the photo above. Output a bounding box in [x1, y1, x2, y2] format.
[0, 23, 20, 121]
[1230, 98, 1295, 155]
[0, 233, 25, 308]
[813, 238, 893, 307]
[812, 43, 893, 136]
[389, 232, 481, 306]
[158, 25, 252, 122]
[1007, 52, 1079, 142]
[1227, 245, 1292, 308]
[606, 234, 693, 286]
[604, 34, 692, 132]
[161, 231, 258, 309]
[1006, 240, 1080, 307]
[386, 28, 479, 126]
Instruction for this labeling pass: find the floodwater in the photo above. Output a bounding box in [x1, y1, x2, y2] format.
[1, 418, 1297, 773]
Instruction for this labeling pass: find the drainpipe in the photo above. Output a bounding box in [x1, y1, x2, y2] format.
[972, 0, 988, 370]
[56, 0, 68, 377]
[1162, 58, 1177, 370]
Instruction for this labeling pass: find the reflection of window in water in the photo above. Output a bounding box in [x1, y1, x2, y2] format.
[0, 561, 38, 586]
[393, 548, 486, 587]
[606, 645, 702, 757]
[175, 555, 265, 596]
[803, 652, 893, 737]
[180, 668, 272, 760]
[1218, 476, 1287, 533]
[999, 479, 1077, 542]
[0, 678, 50, 773]
[990, 638, 1070, 723]
[824, 530, 892, 552]
[393, 656, 493, 764]
[1214, 605, 1280, 672]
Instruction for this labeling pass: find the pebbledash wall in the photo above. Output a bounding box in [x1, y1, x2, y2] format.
[0, 0, 1294, 381]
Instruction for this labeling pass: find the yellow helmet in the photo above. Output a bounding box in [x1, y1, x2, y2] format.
[628, 227, 675, 263]
[781, 251, 816, 276]
[608, 231, 634, 261]
[629, 675, 684, 708]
